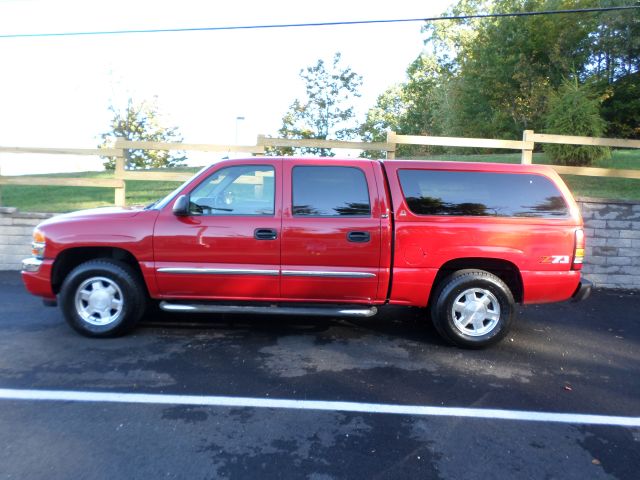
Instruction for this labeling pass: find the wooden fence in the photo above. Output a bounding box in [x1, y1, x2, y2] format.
[0, 131, 639, 206]
[388, 130, 640, 180]
[0, 146, 125, 204]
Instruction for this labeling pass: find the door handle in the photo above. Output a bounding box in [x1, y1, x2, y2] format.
[254, 228, 278, 240]
[347, 231, 370, 243]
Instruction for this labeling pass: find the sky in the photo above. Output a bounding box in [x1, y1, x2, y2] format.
[0, 0, 454, 174]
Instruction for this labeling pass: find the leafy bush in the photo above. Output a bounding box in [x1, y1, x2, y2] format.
[544, 80, 609, 166]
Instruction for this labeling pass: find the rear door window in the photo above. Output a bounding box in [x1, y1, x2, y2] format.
[292, 166, 371, 217]
[397, 170, 569, 218]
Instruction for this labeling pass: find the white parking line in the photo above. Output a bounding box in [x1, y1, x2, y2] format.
[1, 388, 639, 427]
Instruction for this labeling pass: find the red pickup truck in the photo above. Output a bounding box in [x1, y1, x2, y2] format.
[22, 157, 591, 348]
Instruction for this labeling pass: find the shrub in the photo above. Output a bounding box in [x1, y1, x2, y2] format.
[544, 80, 609, 166]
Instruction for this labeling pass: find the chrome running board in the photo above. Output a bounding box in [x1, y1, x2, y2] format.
[159, 302, 378, 318]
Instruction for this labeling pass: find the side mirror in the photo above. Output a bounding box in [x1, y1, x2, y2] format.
[173, 195, 190, 216]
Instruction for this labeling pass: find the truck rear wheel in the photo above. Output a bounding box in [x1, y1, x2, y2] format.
[431, 269, 514, 348]
[59, 259, 146, 337]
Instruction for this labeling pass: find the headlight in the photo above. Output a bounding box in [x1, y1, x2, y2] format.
[31, 229, 46, 259]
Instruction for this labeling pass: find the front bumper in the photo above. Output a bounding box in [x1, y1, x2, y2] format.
[21, 257, 56, 300]
[571, 278, 593, 302]
[22, 257, 43, 272]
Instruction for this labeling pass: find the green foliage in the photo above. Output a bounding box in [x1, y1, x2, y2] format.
[450, 0, 601, 138]
[360, 54, 454, 158]
[422, 0, 491, 72]
[271, 53, 363, 156]
[402, 55, 449, 137]
[544, 80, 609, 166]
[359, 85, 407, 158]
[601, 72, 640, 139]
[360, 85, 406, 143]
[363, 0, 639, 148]
[100, 98, 186, 170]
[585, 0, 640, 83]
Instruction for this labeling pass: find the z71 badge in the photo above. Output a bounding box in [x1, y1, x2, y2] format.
[539, 255, 570, 264]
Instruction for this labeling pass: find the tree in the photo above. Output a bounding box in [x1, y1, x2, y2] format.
[601, 72, 640, 139]
[402, 54, 450, 138]
[421, 0, 491, 72]
[360, 54, 453, 158]
[99, 98, 186, 170]
[421, 0, 639, 140]
[359, 85, 407, 158]
[445, 0, 599, 139]
[544, 80, 609, 166]
[270, 53, 363, 156]
[585, 0, 640, 84]
[363, 0, 640, 146]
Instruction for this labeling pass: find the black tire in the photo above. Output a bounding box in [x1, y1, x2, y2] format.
[59, 259, 146, 337]
[431, 269, 515, 349]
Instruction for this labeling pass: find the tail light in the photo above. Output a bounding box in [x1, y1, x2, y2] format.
[572, 228, 584, 270]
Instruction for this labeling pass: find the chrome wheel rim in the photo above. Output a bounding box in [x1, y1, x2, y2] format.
[451, 288, 501, 337]
[74, 276, 124, 326]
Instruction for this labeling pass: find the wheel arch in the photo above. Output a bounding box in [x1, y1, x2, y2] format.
[429, 257, 523, 306]
[51, 246, 145, 294]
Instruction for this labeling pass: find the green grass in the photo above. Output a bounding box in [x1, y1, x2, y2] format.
[0, 168, 200, 213]
[560, 175, 640, 200]
[1, 152, 638, 213]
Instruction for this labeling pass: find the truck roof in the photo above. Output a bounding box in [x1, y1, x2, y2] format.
[272, 156, 560, 176]
[379, 159, 558, 176]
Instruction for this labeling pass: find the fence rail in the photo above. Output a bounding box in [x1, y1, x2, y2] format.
[0, 177, 124, 188]
[548, 165, 640, 180]
[532, 133, 640, 149]
[256, 135, 394, 153]
[0, 146, 120, 156]
[389, 132, 525, 151]
[116, 139, 265, 154]
[0, 130, 638, 207]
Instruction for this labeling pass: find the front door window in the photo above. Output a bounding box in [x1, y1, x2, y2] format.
[189, 165, 275, 216]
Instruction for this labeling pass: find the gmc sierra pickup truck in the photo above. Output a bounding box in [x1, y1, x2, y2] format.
[22, 157, 591, 348]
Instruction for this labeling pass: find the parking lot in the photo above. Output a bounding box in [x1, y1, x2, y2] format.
[0, 270, 638, 479]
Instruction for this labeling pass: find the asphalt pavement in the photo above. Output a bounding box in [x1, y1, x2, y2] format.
[0, 271, 638, 479]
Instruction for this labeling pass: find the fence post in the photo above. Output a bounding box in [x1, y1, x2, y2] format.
[256, 135, 266, 157]
[521, 130, 534, 164]
[113, 137, 127, 207]
[386, 131, 397, 160]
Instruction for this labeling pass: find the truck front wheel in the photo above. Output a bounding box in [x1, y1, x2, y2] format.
[59, 259, 146, 337]
[431, 269, 515, 348]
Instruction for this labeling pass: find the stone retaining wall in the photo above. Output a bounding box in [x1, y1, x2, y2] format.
[1, 200, 639, 289]
[0, 208, 54, 271]
[578, 197, 640, 289]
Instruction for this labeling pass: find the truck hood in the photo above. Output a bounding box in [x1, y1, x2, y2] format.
[39, 206, 144, 226]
